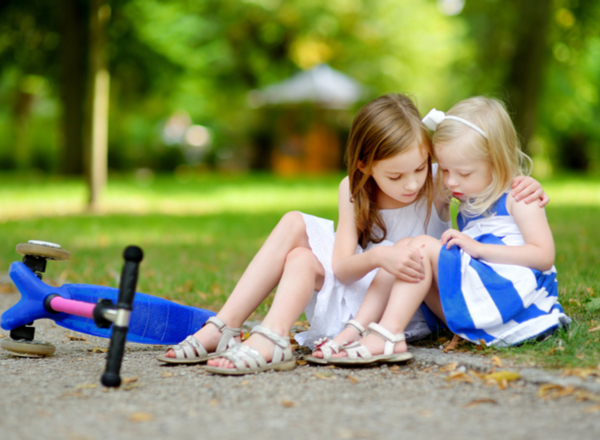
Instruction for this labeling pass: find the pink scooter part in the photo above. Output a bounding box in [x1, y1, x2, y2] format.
[49, 297, 95, 319]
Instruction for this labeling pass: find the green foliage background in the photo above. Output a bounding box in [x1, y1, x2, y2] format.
[1, 0, 598, 174]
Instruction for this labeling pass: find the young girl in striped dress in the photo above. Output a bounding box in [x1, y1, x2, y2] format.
[329, 97, 569, 364]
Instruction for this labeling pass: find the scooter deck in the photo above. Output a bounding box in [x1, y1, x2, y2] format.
[1, 261, 215, 345]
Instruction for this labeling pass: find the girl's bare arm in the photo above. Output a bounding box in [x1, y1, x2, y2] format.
[332, 178, 424, 284]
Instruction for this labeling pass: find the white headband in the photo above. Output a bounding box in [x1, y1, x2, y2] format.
[422, 108, 487, 139]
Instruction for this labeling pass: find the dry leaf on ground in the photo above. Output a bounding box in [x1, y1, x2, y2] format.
[76, 383, 97, 389]
[443, 334, 462, 352]
[445, 371, 475, 383]
[463, 398, 498, 408]
[346, 375, 360, 385]
[130, 412, 153, 422]
[491, 356, 502, 367]
[583, 404, 600, 413]
[439, 362, 458, 373]
[484, 371, 521, 383]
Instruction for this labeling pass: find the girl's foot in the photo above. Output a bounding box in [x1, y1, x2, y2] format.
[207, 326, 286, 369]
[311, 328, 361, 359]
[161, 317, 240, 360]
[331, 332, 408, 359]
[311, 319, 367, 359]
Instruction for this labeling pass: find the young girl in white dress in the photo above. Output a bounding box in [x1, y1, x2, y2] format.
[157, 94, 546, 374]
[328, 97, 568, 365]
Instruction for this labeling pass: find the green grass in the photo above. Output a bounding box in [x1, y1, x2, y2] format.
[0, 171, 599, 369]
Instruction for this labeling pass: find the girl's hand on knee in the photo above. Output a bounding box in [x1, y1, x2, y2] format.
[511, 176, 549, 207]
[441, 230, 482, 258]
[379, 246, 425, 283]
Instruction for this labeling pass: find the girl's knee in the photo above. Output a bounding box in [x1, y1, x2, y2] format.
[278, 211, 306, 237]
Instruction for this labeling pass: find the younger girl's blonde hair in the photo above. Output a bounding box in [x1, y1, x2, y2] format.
[347, 93, 434, 248]
[433, 97, 532, 217]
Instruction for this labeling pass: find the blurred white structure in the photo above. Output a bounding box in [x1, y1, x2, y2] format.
[248, 64, 364, 109]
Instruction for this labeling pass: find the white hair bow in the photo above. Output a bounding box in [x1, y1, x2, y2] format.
[422, 108, 487, 139]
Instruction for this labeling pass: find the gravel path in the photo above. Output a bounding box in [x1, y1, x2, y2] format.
[1, 291, 599, 440]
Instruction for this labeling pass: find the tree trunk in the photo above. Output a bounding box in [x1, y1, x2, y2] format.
[84, 0, 111, 211]
[504, 0, 553, 153]
[60, 0, 88, 175]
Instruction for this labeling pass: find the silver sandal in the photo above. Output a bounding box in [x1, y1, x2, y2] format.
[327, 323, 413, 365]
[204, 325, 296, 375]
[305, 319, 368, 365]
[156, 316, 240, 364]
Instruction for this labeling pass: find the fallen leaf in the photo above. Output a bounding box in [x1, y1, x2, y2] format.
[445, 371, 475, 383]
[463, 398, 498, 408]
[583, 404, 600, 413]
[76, 383, 98, 389]
[161, 371, 174, 378]
[468, 370, 487, 380]
[588, 324, 600, 333]
[443, 334, 461, 352]
[122, 382, 143, 391]
[562, 368, 600, 380]
[129, 412, 153, 422]
[347, 375, 360, 385]
[439, 362, 458, 373]
[574, 390, 600, 402]
[313, 372, 334, 380]
[484, 371, 521, 383]
[491, 356, 502, 367]
[281, 399, 295, 407]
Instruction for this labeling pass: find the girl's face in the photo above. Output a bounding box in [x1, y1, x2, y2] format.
[435, 141, 492, 201]
[365, 143, 429, 209]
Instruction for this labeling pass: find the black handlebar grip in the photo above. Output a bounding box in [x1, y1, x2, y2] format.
[101, 245, 144, 388]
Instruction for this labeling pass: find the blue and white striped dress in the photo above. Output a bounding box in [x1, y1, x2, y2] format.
[435, 193, 570, 346]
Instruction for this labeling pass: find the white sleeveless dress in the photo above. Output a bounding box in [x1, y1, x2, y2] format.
[295, 174, 451, 348]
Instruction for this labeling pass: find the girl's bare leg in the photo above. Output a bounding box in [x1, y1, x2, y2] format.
[208, 245, 325, 368]
[333, 235, 444, 358]
[312, 238, 413, 358]
[164, 211, 319, 358]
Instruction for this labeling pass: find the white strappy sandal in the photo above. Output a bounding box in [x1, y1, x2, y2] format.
[156, 316, 240, 364]
[305, 319, 368, 365]
[328, 323, 413, 365]
[204, 325, 296, 375]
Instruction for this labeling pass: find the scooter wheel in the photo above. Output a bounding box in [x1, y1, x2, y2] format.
[1, 339, 56, 357]
[16, 241, 71, 261]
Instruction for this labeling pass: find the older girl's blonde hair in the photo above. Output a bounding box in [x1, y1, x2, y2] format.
[347, 93, 434, 248]
[433, 97, 532, 217]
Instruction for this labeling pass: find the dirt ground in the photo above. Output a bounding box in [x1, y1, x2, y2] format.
[1, 291, 600, 440]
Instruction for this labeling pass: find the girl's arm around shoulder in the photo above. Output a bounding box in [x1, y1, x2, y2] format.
[331, 177, 385, 284]
[442, 193, 555, 271]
